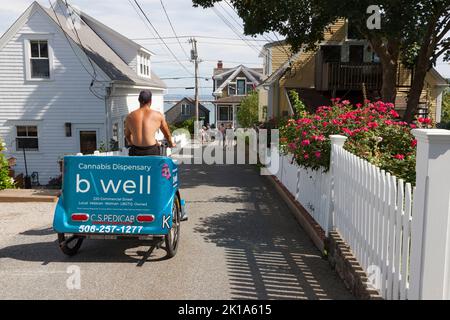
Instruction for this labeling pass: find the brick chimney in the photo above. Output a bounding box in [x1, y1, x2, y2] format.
[217, 60, 223, 70]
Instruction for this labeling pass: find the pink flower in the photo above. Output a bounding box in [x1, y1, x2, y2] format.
[394, 154, 405, 160]
[342, 128, 353, 135]
[304, 154, 309, 160]
[301, 139, 310, 146]
[342, 100, 351, 105]
[410, 124, 417, 129]
[322, 121, 329, 127]
[315, 151, 321, 159]
[288, 143, 296, 151]
[411, 139, 417, 148]
[368, 122, 379, 129]
[417, 117, 431, 124]
[389, 109, 400, 118]
[356, 103, 362, 108]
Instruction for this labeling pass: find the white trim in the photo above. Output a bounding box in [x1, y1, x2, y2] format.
[75, 126, 102, 154]
[436, 91, 443, 123]
[284, 88, 295, 116]
[10, 120, 42, 153]
[23, 36, 55, 82]
[0, 2, 39, 51]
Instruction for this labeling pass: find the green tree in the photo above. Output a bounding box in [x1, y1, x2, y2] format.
[237, 91, 259, 128]
[193, 0, 450, 122]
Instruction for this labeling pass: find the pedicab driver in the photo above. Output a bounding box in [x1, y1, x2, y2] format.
[125, 90, 176, 156]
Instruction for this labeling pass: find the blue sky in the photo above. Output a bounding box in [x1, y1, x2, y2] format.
[1, 0, 449, 99]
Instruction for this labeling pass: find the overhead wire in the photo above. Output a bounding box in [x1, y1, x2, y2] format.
[159, 0, 190, 60]
[132, 0, 194, 76]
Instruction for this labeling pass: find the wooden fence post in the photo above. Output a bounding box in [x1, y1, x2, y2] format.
[410, 129, 450, 300]
[328, 135, 348, 234]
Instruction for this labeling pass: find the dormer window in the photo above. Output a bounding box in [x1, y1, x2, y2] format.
[138, 51, 151, 78]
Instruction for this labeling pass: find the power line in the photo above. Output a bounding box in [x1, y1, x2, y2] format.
[132, 35, 269, 42]
[48, 1, 106, 100]
[222, 0, 292, 60]
[211, 5, 261, 55]
[131, 0, 193, 76]
[159, 0, 190, 60]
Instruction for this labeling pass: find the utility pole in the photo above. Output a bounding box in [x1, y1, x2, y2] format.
[189, 38, 199, 124]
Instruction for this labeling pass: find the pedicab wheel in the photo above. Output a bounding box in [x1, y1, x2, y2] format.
[58, 233, 84, 256]
[165, 197, 181, 258]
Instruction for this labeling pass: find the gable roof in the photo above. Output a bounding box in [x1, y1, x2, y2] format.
[212, 65, 264, 96]
[258, 51, 303, 87]
[0, 1, 166, 89]
[166, 97, 210, 114]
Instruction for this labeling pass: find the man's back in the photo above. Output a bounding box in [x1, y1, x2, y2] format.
[126, 108, 162, 147]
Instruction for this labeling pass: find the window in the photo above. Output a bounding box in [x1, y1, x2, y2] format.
[237, 79, 246, 95]
[181, 104, 190, 116]
[349, 45, 364, 64]
[138, 52, 151, 77]
[16, 125, 39, 151]
[30, 40, 50, 79]
[228, 83, 236, 96]
[218, 106, 233, 121]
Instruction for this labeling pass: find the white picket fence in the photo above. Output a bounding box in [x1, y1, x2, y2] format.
[274, 130, 450, 300]
[276, 154, 331, 232]
[333, 144, 414, 300]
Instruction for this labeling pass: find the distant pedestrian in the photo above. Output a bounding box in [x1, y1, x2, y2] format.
[219, 123, 226, 146]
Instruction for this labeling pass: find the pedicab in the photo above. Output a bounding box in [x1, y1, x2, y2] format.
[53, 150, 186, 258]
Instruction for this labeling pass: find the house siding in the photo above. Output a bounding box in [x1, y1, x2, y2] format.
[0, 9, 109, 184]
[264, 19, 445, 120]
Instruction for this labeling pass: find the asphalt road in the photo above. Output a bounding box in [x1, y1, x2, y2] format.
[0, 162, 353, 300]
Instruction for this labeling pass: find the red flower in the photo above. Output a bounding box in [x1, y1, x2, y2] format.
[368, 122, 379, 129]
[418, 117, 431, 125]
[301, 139, 310, 146]
[315, 151, 322, 159]
[411, 139, 417, 148]
[394, 154, 405, 160]
[389, 109, 400, 118]
[342, 128, 353, 135]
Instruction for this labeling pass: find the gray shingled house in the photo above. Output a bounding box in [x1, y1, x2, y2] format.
[165, 97, 210, 125]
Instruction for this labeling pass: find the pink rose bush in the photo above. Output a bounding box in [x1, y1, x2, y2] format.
[280, 100, 433, 184]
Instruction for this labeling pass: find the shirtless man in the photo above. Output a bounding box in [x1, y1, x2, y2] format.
[125, 90, 176, 156]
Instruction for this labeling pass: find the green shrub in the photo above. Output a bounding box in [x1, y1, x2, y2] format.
[280, 100, 432, 184]
[0, 139, 14, 190]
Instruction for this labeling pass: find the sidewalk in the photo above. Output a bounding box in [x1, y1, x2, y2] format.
[0, 189, 59, 203]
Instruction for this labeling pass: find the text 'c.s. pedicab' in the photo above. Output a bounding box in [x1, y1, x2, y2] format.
[53, 154, 186, 258]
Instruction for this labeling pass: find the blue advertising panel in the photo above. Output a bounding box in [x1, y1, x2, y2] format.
[53, 156, 179, 236]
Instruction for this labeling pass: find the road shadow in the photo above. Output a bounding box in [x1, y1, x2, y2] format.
[0, 238, 168, 266]
[192, 166, 353, 300]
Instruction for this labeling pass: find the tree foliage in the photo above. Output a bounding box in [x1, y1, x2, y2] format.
[193, 0, 450, 121]
[237, 91, 259, 128]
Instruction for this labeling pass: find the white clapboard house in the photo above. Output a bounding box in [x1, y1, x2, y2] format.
[0, 1, 166, 185]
